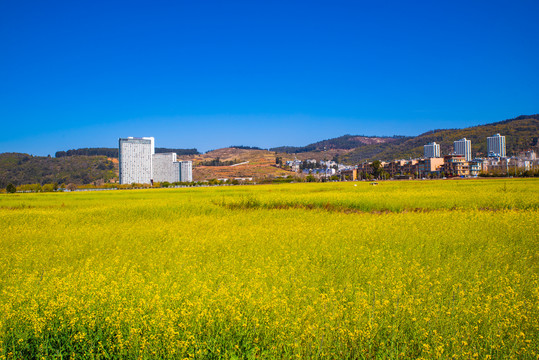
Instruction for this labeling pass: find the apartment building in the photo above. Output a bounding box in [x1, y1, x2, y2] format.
[340, 169, 357, 180]
[153, 152, 179, 183]
[454, 138, 472, 161]
[487, 133, 506, 157]
[416, 157, 444, 175]
[424, 142, 441, 158]
[177, 160, 193, 182]
[384, 160, 408, 176]
[442, 155, 469, 176]
[119, 137, 155, 184]
[468, 159, 483, 176]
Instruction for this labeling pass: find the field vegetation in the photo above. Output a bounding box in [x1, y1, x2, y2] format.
[0, 179, 538, 359]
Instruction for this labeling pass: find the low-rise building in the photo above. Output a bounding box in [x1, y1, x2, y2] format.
[384, 160, 408, 176]
[442, 155, 469, 176]
[416, 157, 444, 176]
[340, 169, 357, 180]
[469, 159, 483, 176]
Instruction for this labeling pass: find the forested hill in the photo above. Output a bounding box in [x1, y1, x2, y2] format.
[0, 153, 117, 187]
[341, 115, 539, 163]
[55, 147, 200, 158]
[270, 135, 408, 153]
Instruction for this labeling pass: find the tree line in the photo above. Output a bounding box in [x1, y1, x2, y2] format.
[55, 147, 200, 158]
[198, 157, 240, 166]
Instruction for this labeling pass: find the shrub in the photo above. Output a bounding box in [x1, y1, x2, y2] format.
[6, 183, 16, 193]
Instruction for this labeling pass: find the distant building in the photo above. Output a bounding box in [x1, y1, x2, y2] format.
[443, 155, 469, 176]
[340, 169, 357, 180]
[487, 133, 506, 157]
[153, 152, 178, 183]
[177, 160, 193, 182]
[524, 150, 536, 160]
[469, 159, 483, 176]
[417, 157, 444, 175]
[384, 160, 408, 176]
[119, 137, 154, 184]
[424, 142, 441, 158]
[453, 138, 472, 161]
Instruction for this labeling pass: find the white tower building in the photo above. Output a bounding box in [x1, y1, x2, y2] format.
[453, 138, 472, 161]
[487, 133, 506, 157]
[424, 142, 440, 158]
[119, 137, 155, 184]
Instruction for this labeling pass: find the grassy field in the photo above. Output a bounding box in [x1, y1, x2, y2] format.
[0, 179, 538, 359]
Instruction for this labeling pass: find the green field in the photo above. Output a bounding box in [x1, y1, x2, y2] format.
[1, 179, 538, 359]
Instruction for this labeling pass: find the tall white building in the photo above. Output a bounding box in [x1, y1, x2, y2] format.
[453, 138, 472, 161]
[424, 142, 440, 158]
[153, 152, 178, 183]
[487, 133, 506, 157]
[177, 161, 193, 182]
[119, 137, 155, 184]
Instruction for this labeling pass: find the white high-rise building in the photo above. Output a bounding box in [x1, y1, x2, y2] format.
[453, 138, 472, 161]
[153, 153, 179, 183]
[487, 133, 506, 157]
[119, 137, 155, 184]
[177, 161, 193, 182]
[424, 142, 440, 158]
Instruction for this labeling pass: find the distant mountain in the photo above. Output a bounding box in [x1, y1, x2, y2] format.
[270, 135, 408, 153]
[0, 153, 117, 187]
[342, 114, 539, 163]
[55, 147, 200, 158]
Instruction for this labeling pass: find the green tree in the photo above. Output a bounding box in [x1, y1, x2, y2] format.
[42, 183, 55, 192]
[372, 160, 383, 179]
[6, 183, 16, 193]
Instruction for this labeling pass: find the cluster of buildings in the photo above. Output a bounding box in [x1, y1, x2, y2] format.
[119, 137, 193, 184]
[353, 134, 537, 179]
[284, 159, 354, 175]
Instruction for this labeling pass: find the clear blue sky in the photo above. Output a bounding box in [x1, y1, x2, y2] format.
[1, 0, 538, 155]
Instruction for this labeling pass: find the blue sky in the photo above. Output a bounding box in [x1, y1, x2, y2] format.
[1, 0, 538, 155]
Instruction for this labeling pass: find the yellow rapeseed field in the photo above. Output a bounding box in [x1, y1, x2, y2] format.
[0, 179, 538, 359]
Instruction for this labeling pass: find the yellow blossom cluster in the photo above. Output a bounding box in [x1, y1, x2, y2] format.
[0, 179, 538, 359]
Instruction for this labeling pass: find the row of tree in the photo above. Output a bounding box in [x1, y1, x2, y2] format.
[198, 157, 240, 166]
[55, 147, 200, 158]
[230, 145, 265, 150]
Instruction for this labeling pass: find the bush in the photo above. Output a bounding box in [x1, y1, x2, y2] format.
[6, 183, 16, 193]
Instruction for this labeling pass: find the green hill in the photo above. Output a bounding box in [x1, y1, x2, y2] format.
[270, 135, 407, 153]
[0, 153, 117, 187]
[341, 115, 539, 163]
